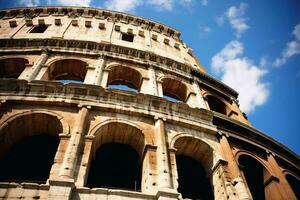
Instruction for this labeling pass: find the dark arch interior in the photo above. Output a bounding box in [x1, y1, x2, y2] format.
[176, 155, 213, 200]
[49, 59, 87, 83]
[86, 143, 141, 191]
[286, 174, 300, 199]
[206, 95, 227, 115]
[239, 155, 265, 200]
[0, 58, 28, 78]
[0, 134, 59, 183]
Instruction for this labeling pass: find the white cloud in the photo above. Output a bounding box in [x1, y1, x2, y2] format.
[225, 3, 250, 38]
[147, 0, 173, 11]
[46, 0, 91, 6]
[215, 15, 225, 27]
[211, 40, 269, 113]
[273, 22, 300, 67]
[201, 26, 212, 33]
[104, 0, 143, 12]
[19, 0, 40, 6]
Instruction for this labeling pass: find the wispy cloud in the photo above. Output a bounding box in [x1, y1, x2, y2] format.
[225, 3, 249, 38]
[146, 0, 173, 11]
[273, 22, 300, 67]
[216, 3, 250, 38]
[211, 40, 269, 113]
[201, 0, 208, 6]
[19, 0, 40, 6]
[104, 0, 142, 12]
[39, 0, 91, 6]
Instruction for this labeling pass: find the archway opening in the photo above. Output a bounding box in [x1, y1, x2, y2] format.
[0, 135, 59, 183]
[286, 174, 300, 199]
[0, 112, 63, 183]
[86, 122, 145, 191]
[174, 136, 214, 199]
[0, 58, 28, 78]
[162, 78, 187, 102]
[48, 59, 87, 84]
[239, 155, 266, 200]
[107, 66, 142, 92]
[206, 95, 227, 115]
[176, 155, 213, 200]
[86, 143, 141, 190]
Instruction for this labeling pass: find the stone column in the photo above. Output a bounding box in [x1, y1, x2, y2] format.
[148, 65, 158, 96]
[100, 69, 110, 88]
[266, 152, 297, 200]
[192, 79, 208, 109]
[157, 81, 163, 97]
[83, 65, 96, 84]
[93, 55, 106, 85]
[27, 49, 50, 81]
[59, 105, 90, 178]
[218, 131, 252, 200]
[154, 117, 179, 200]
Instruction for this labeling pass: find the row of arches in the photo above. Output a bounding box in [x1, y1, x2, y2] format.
[0, 111, 299, 199]
[0, 57, 231, 116]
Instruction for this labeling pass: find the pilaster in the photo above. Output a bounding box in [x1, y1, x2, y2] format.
[93, 55, 106, 85]
[27, 49, 50, 81]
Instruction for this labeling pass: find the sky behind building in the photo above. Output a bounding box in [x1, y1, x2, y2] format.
[1, 0, 299, 155]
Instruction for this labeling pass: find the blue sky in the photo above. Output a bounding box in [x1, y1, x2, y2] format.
[1, 0, 299, 155]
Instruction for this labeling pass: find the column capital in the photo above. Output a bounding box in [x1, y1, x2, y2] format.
[77, 104, 92, 109]
[266, 149, 276, 157]
[217, 130, 229, 138]
[154, 116, 166, 121]
[41, 47, 51, 55]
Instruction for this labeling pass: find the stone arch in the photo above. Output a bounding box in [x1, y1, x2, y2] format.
[283, 171, 300, 199]
[159, 76, 188, 102]
[203, 93, 228, 115]
[45, 59, 88, 82]
[86, 119, 146, 190]
[105, 64, 143, 91]
[0, 57, 29, 78]
[0, 110, 68, 183]
[171, 134, 215, 199]
[89, 119, 146, 157]
[236, 151, 273, 200]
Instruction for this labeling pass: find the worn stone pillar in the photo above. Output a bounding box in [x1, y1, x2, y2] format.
[218, 131, 252, 200]
[59, 105, 90, 178]
[192, 79, 208, 109]
[154, 117, 179, 200]
[157, 81, 163, 97]
[93, 55, 106, 85]
[148, 65, 158, 96]
[27, 49, 50, 81]
[266, 152, 297, 200]
[100, 69, 110, 88]
[83, 65, 96, 84]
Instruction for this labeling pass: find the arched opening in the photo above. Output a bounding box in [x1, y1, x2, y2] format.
[87, 143, 141, 190]
[48, 59, 88, 84]
[162, 78, 187, 102]
[176, 155, 213, 200]
[206, 95, 227, 115]
[174, 136, 214, 199]
[107, 66, 142, 92]
[0, 112, 63, 183]
[239, 155, 266, 200]
[86, 122, 145, 191]
[286, 174, 300, 199]
[0, 135, 59, 183]
[0, 58, 28, 78]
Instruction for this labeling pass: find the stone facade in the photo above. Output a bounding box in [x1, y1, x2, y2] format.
[0, 7, 299, 200]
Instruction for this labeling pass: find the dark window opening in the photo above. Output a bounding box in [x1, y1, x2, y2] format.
[163, 93, 181, 102]
[30, 25, 49, 33]
[86, 143, 141, 191]
[0, 134, 59, 183]
[0, 58, 28, 79]
[239, 156, 265, 200]
[206, 95, 227, 115]
[122, 33, 134, 42]
[176, 155, 213, 200]
[286, 174, 300, 199]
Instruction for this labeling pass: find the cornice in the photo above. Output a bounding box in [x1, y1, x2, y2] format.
[0, 6, 181, 40]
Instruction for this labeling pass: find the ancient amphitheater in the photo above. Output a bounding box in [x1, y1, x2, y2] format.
[0, 6, 299, 200]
